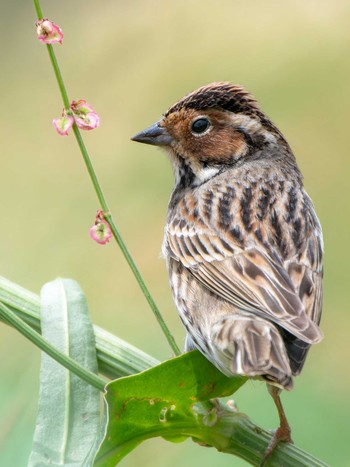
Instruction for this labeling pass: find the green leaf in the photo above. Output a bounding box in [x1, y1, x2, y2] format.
[94, 350, 246, 466]
[28, 278, 101, 467]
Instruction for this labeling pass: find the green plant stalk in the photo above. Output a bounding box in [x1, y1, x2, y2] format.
[0, 301, 106, 392]
[96, 406, 326, 467]
[204, 404, 327, 467]
[33, 0, 43, 19]
[0, 276, 159, 379]
[33, 0, 180, 357]
[0, 277, 326, 467]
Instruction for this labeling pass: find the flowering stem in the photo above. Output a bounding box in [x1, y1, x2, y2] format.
[33, 0, 180, 356]
[33, 0, 43, 19]
[46, 45, 70, 110]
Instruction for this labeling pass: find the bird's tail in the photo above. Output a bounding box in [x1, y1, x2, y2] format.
[210, 314, 293, 390]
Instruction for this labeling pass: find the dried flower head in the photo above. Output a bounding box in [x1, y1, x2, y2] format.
[70, 100, 95, 114]
[90, 211, 112, 245]
[71, 100, 100, 131]
[36, 19, 63, 45]
[52, 100, 100, 136]
[74, 112, 100, 131]
[52, 113, 74, 136]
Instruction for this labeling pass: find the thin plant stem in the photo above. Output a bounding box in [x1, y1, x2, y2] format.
[33, 0, 180, 356]
[46, 45, 70, 110]
[33, 0, 43, 19]
[0, 300, 106, 392]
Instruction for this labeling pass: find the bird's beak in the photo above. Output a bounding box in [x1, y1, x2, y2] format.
[131, 120, 173, 146]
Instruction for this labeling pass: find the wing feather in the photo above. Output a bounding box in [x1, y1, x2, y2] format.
[165, 184, 323, 345]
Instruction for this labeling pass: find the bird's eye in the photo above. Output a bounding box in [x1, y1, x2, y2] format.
[191, 118, 211, 135]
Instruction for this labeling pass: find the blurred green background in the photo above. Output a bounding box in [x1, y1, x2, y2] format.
[1, 0, 349, 465]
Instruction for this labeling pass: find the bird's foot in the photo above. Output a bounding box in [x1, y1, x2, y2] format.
[260, 424, 293, 466]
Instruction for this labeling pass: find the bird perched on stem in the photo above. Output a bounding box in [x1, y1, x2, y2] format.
[132, 82, 323, 463]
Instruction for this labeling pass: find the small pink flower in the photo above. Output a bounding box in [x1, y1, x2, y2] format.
[52, 114, 74, 136]
[70, 100, 100, 131]
[70, 100, 95, 114]
[52, 100, 100, 136]
[90, 219, 112, 245]
[74, 113, 100, 131]
[36, 19, 63, 45]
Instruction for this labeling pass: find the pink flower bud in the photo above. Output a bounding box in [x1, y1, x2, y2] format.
[90, 219, 112, 245]
[52, 114, 74, 136]
[36, 19, 63, 45]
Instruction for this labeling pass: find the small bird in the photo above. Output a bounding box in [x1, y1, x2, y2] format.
[132, 82, 323, 461]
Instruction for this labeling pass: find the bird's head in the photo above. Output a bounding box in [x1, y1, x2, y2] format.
[132, 82, 291, 186]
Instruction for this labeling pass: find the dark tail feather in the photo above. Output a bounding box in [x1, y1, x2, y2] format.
[279, 328, 311, 375]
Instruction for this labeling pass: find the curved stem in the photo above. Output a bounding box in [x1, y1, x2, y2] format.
[0, 276, 159, 379]
[33, 0, 180, 356]
[0, 301, 106, 392]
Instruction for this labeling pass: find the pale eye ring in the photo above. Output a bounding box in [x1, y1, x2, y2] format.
[190, 117, 211, 136]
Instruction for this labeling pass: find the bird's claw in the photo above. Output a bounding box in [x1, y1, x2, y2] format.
[260, 425, 293, 466]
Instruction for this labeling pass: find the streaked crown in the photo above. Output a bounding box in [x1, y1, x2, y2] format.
[164, 82, 260, 117]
